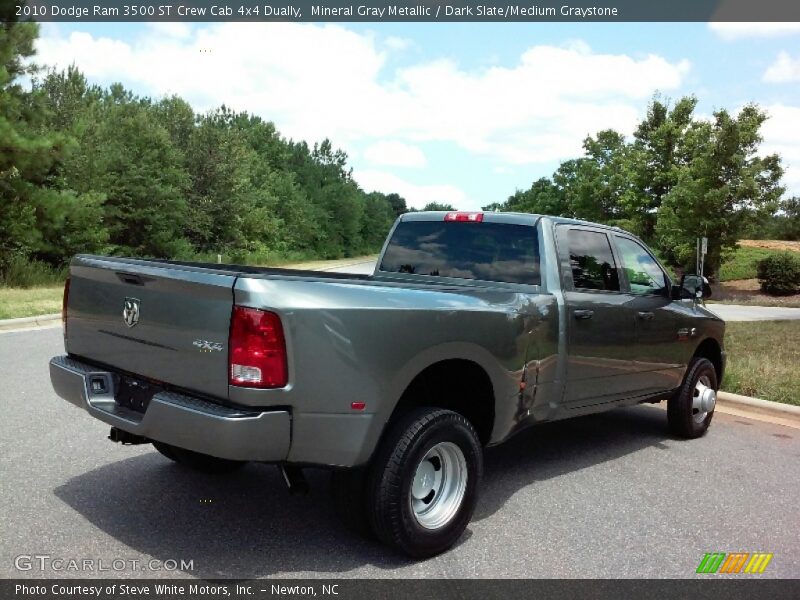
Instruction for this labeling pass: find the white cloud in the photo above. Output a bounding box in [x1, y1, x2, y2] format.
[764, 51, 800, 83]
[37, 31, 134, 80]
[36, 23, 388, 133]
[148, 22, 193, 39]
[709, 22, 800, 40]
[35, 25, 693, 201]
[762, 104, 800, 193]
[355, 169, 473, 210]
[493, 166, 514, 174]
[384, 36, 412, 52]
[363, 140, 427, 167]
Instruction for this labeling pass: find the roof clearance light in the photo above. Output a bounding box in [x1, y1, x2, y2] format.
[444, 212, 484, 223]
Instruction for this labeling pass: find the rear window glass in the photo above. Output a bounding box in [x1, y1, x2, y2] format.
[379, 221, 540, 285]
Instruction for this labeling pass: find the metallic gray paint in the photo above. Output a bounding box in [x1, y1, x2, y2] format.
[49, 355, 290, 461]
[51, 214, 725, 468]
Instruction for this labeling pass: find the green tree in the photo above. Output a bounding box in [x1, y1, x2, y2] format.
[80, 86, 190, 257]
[625, 96, 698, 239]
[153, 95, 195, 155]
[0, 19, 55, 267]
[579, 130, 634, 224]
[385, 192, 409, 218]
[288, 139, 366, 257]
[185, 109, 272, 252]
[773, 197, 800, 240]
[1, 22, 107, 273]
[550, 130, 633, 225]
[422, 202, 456, 211]
[553, 159, 596, 219]
[361, 192, 397, 249]
[655, 105, 784, 278]
[487, 177, 568, 216]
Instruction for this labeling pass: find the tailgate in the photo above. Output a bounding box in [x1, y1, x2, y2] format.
[65, 256, 236, 400]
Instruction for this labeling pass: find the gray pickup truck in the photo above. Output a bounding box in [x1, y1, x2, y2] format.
[50, 211, 725, 557]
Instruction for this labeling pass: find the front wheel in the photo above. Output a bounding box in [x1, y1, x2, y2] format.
[367, 407, 483, 558]
[668, 357, 718, 439]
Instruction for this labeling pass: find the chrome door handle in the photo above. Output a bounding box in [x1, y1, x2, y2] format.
[573, 309, 594, 320]
[637, 311, 655, 321]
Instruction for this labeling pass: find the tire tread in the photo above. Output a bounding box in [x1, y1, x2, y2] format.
[668, 357, 717, 439]
[367, 407, 482, 557]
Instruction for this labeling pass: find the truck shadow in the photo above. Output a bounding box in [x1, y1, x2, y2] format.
[54, 405, 672, 578]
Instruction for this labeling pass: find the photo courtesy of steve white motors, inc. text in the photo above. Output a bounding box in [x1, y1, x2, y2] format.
[15, 583, 341, 597]
[14, 583, 271, 598]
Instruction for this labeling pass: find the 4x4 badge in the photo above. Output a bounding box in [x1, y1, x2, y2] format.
[123, 297, 140, 328]
[193, 339, 224, 353]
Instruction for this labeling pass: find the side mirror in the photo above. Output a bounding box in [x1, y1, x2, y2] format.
[674, 274, 712, 300]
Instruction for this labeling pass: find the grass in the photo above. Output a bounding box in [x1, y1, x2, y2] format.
[0, 254, 379, 320]
[0, 256, 67, 288]
[181, 248, 320, 267]
[721, 320, 800, 406]
[719, 245, 794, 281]
[0, 287, 64, 320]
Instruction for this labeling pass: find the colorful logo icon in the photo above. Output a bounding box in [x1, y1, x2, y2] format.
[696, 552, 773, 574]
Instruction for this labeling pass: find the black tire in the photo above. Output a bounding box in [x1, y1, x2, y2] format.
[152, 441, 246, 473]
[330, 468, 374, 538]
[367, 407, 483, 558]
[668, 357, 718, 439]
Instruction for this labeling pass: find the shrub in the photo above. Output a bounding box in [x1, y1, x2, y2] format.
[0, 256, 67, 288]
[756, 253, 800, 295]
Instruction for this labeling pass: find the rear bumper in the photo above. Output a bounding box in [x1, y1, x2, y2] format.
[49, 355, 290, 462]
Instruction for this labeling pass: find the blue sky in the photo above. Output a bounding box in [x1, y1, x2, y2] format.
[35, 21, 800, 209]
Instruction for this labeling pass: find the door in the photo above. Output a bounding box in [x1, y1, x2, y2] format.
[556, 226, 641, 407]
[613, 235, 685, 394]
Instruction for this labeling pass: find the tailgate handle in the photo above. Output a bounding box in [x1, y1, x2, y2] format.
[116, 272, 145, 286]
[573, 309, 594, 320]
[637, 311, 655, 321]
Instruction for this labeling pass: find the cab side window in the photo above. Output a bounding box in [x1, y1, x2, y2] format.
[566, 229, 620, 291]
[615, 236, 668, 296]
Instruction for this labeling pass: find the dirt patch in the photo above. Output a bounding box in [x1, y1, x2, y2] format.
[720, 278, 761, 292]
[739, 239, 800, 252]
[713, 278, 800, 307]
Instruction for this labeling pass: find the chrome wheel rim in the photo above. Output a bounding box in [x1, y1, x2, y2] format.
[692, 374, 716, 423]
[410, 441, 468, 530]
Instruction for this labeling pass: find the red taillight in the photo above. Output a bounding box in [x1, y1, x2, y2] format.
[229, 306, 288, 388]
[62, 277, 71, 336]
[445, 211, 484, 222]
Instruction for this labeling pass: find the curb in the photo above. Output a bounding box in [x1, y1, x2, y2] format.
[0, 313, 61, 332]
[717, 391, 800, 418]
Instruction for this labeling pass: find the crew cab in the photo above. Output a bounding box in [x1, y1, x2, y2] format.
[50, 212, 725, 557]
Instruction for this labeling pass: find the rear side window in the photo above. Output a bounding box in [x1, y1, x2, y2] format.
[566, 229, 620, 291]
[379, 221, 540, 285]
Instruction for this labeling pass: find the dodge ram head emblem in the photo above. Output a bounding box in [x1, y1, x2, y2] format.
[122, 297, 140, 328]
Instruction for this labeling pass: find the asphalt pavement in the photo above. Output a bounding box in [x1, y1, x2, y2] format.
[1, 323, 798, 579]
